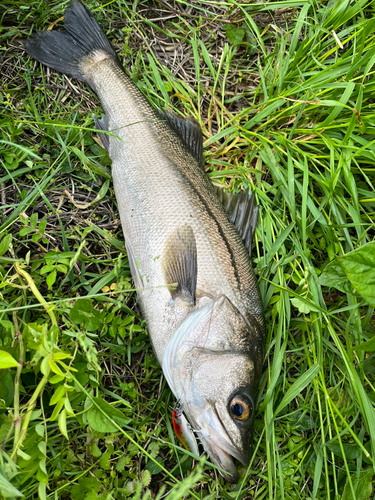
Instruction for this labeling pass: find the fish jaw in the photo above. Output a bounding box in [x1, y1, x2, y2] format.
[201, 439, 239, 483]
[193, 404, 251, 483]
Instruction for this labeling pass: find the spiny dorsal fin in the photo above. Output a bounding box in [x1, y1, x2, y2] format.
[215, 187, 259, 257]
[161, 225, 197, 303]
[159, 111, 204, 169]
[93, 114, 110, 151]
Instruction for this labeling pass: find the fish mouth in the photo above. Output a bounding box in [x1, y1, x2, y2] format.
[194, 406, 249, 483]
[200, 432, 241, 483]
[202, 429, 242, 484]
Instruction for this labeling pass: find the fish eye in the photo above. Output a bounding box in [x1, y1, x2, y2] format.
[230, 397, 251, 421]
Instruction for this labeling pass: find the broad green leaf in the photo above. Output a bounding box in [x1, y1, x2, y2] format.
[116, 455, 128, 471]
[0, 370, 14, 406]
[38, 482, 46, 500]
[50, 385, 65, 406]
[69, 299, 104, 331]
[30, 213, 38, 229]
[64, 397, 74, 416]
[36, 464, 48, 484]
[342, 469, 373, 500]
[40, 265, 54, 274]
[90, 441, 102, 458]
[0, 139, 42, 160]
[87, 397, 131, 433]
[291, 297, 316, 314]
[170, 454, 194, 476]
[38, 218, 47, 235]
[354, 336, 375, 352]
[38, 441, 46, 457]
[320, 242, 375, 305]
[338, 241, 375, 306]
[294, 413, 316, 431]
[326, 442, 361, 460]
[363, 357, 375, 376]
[223, 25, 245, 45]
[145, 456, 164, 475]
[38, 458, 47, 476]
[50, 398, 65, 421]
[0, 320, 14, 336]
[17, 450, 30, 461]
[354, 469, 373, 500]
[148, 442, 160, 458]
[58, 408, 69, 440]
[40, 357, 49, 376]
[35, 423, 45, 436]
[318, 259, 353, 294]
[0, 350, 19, 369]
[49, 359, 64, 377]
[19, 227, 33, 237]
[46, 270, 57, 289]
[141, 469, 151, 486]
[53, 352, 72, 361]
[99, 449, 111, 470]
[0, 235, 11, 256]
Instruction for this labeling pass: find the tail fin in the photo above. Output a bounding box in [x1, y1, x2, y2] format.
[25, 0, 119, 83]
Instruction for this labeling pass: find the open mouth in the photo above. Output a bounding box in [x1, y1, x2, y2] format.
[194, 406, 249, 483]
[201, 434, 240, 483]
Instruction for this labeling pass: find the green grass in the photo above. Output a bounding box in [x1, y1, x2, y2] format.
[1, 0, 375, 498]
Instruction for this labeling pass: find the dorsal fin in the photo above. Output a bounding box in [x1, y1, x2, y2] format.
[215, 187, 259, 257]
[161, 225, 197, 303]
[159, 111, 204, 169]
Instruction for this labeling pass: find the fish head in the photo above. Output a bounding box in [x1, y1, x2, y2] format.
[163, 295, 264, 483]
[191, 354, 256, 483]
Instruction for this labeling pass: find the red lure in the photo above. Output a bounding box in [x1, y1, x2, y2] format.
[172, 407, 199, 455]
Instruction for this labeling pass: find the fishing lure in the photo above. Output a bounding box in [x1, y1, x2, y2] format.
[172, 405, 199, 456]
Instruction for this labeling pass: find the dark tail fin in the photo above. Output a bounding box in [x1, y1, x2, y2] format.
[25, 0, 118, 82]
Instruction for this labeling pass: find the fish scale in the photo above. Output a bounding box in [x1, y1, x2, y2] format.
[25, 0, 265, 483]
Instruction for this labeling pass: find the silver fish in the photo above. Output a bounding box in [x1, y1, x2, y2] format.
[26, 0, 265, 482]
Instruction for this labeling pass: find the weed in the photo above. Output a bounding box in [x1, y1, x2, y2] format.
[0, 0, 375, 498]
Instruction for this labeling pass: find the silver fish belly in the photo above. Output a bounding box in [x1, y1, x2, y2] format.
[25, 0, 265, 483]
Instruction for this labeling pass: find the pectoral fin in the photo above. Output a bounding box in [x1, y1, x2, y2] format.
[161, 225, 197, 303]
[125, 241, 144, 290]
[215, 187, 259, 257]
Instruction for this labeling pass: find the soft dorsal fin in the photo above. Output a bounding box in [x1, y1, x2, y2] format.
[93, 114, 110, 151]
[161, 225, 197, 303]
[159, 111, 204, 169]
[215, 187, 259, 257]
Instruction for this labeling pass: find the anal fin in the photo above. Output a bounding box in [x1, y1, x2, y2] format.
[161, 225, 197, 303]
[215, 187, 259, 257]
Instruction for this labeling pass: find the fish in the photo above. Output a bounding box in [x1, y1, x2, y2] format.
[25, 0, 265, 483]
